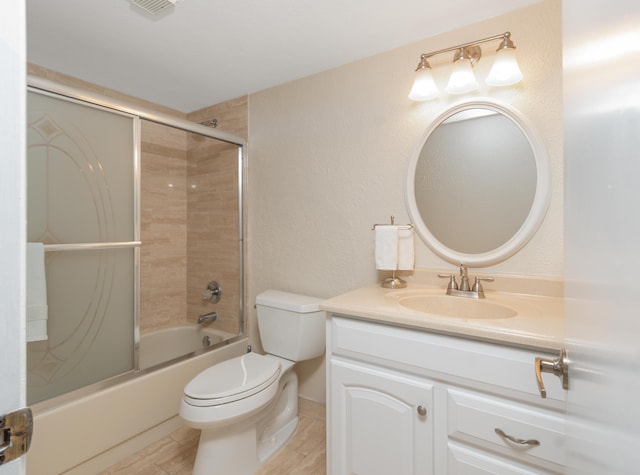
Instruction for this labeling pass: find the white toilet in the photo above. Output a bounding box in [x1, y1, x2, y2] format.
[179, 290, 326, 475]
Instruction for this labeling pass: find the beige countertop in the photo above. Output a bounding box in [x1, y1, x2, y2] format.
[321, 283, 564, 351]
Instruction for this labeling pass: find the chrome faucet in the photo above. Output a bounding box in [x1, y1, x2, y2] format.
[438, 265, 493, 299]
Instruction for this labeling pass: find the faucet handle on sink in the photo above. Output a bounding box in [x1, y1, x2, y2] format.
[438, 273, 459, 292]
[472, 276, 494, 296]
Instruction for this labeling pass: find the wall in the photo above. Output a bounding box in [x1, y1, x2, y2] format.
[247, 0, 562, 403]
[187, 99, 248, 335]
[139, 121, 188, 333]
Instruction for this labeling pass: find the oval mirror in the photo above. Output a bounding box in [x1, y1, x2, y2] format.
[406, 99, 551, 267]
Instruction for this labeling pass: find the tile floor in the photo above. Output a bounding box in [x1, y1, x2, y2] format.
[100, 398, 326, 475]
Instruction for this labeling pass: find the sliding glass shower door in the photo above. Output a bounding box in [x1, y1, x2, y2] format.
[26, 90, 139, 404]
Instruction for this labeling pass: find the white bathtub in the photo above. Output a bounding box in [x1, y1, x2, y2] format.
[27, 326, 247, 474]
[139, 325, 236, 370]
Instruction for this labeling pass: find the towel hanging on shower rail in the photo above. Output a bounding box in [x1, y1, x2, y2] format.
[27, 242, 48, 342]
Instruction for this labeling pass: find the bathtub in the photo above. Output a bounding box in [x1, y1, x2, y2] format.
[27, 325, 247, 475]
[138, 325, 236, 370]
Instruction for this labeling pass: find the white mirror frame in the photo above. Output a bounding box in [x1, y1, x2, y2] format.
[405, 98, 551, 267]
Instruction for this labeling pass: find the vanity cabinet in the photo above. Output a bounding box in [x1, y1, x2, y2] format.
[327, 315, 566, 475]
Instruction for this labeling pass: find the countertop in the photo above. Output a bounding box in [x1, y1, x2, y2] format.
[321, 283, 564, 351]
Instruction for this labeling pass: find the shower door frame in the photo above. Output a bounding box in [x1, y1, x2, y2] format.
[27, 75, 247, 399]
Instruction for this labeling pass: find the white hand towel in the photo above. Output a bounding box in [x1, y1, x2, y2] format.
[397, 228, 415, 270]
[27, 242, 48, 342]
[375, 226, 399, 270]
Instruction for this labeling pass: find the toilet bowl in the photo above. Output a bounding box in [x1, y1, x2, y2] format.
[179, 290, 325, 475]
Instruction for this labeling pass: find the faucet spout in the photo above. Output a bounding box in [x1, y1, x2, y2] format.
[459, 265, 470, 291]
[197, 311, 218, 324]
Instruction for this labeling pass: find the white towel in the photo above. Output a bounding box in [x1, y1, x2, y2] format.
[375, 226, 399, 270]
[397, 228, 415, 270]
[27, 242, 48, 342]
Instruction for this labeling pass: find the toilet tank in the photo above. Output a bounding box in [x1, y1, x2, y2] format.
[256, 290, 326, 362]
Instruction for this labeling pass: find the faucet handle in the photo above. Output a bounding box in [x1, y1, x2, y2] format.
[472, 276, 494, 293]
[202, 281, 222, 303]
[438, 273, 458, 292]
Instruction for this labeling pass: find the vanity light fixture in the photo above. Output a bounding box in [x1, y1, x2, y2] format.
[409, 32, 523, 101]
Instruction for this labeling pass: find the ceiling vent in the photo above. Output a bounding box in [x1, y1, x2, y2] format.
[130, 0, 181, 15]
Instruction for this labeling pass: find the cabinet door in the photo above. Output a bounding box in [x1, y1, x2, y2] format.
[330, 359, 434, 475]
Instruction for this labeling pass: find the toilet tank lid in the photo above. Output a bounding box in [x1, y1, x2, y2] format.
[256, 290, 323, 313]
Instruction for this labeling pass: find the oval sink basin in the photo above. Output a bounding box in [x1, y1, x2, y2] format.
[399, 295, 517, 319]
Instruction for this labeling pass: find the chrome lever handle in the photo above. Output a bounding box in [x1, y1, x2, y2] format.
[535, 349, 569, 398]
[495, 428, 540, 447]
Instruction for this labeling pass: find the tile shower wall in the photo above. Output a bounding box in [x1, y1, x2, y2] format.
[187, 98, 248, 334]
[140, 121, 188, 333]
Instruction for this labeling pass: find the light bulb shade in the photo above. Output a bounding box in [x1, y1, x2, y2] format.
[408, 67, 440, 101]
[486, 47, 523, 86]
[445, 58, 479, 95]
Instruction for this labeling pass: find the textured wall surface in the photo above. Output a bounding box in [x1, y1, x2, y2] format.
[248, 0, 562, 402]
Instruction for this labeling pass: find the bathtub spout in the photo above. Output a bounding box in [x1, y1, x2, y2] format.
[198, 312, 218, 324]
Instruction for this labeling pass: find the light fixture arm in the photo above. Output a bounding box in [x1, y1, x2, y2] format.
[409, 31, 521, 101]
[417, 31, 514, 63]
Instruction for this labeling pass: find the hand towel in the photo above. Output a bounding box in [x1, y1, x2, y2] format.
[375, 226, 399, 270]
[397, 228, 415, 270]
[27, 242, 48, 342]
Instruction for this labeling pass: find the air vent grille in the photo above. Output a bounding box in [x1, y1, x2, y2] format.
[131, 0, 180, 15]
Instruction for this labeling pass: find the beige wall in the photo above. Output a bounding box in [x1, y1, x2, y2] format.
[247, 0, 562, 402]
[139, 121, 188, 332]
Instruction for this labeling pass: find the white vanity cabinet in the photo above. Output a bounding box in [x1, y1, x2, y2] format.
[327, 315, 566, 475]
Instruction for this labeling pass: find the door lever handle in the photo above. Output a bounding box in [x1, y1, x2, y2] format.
[535, 349, 568, 398]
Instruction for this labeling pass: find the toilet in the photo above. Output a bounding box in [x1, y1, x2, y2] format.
[179, 290, 326, 475]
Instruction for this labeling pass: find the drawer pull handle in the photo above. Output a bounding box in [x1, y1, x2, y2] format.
[417, 405, 427, 417]
[494, 428, 540, 447]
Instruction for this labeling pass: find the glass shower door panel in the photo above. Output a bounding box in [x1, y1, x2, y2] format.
[27, 90, 138, 404]
[27, 91, 135, 243]
[27, 249, 135, 404]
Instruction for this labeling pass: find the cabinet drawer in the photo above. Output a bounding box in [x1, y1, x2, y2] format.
[448, 388, 565, 469]
[330, 316, 566, 401]
[448, 441, 557, 475]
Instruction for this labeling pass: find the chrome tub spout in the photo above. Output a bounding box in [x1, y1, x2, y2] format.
[197, 311, 218, 324]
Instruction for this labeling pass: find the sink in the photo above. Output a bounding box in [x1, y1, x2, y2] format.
[399, 295, 517, 319]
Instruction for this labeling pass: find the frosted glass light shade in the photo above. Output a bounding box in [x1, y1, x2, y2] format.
[409, 67, 440, 101]
[486, 47, 523, 86]
[445, 59, 479, 95]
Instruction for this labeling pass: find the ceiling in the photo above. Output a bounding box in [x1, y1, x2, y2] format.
[27, 0, 540, 113]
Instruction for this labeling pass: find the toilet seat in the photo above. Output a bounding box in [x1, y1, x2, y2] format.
[184, 353, 280, 407]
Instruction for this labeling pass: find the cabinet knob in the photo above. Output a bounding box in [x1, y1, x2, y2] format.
[417, 405, 427, 417]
